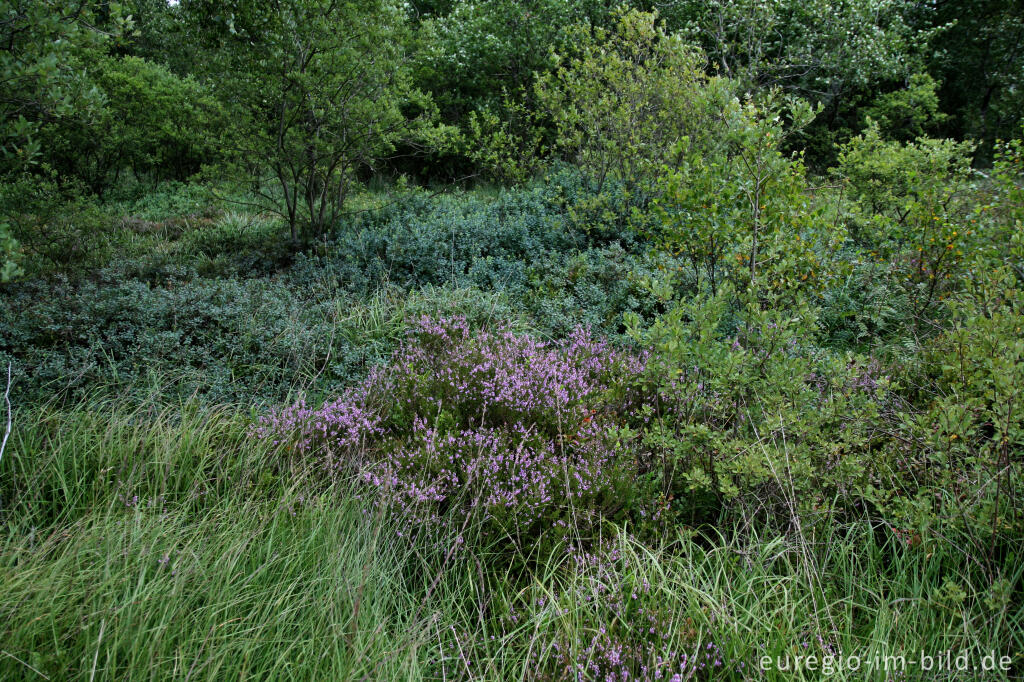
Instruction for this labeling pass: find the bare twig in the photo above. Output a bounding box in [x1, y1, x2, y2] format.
[0, 363, 11, 514]
[0, 363, 10, 467]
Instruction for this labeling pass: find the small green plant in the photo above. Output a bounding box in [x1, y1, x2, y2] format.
[0, 219, 19, 281]
[875, 266, 1024, 554]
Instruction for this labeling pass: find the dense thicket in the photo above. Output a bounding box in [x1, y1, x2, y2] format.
[1, 2, 1022, 680]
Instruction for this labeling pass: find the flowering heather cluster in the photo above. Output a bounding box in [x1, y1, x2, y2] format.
[253, 394, 381, 457]
[256, 316, 646, 540]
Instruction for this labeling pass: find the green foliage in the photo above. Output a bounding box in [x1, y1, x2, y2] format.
[0, 219, 19, 281]
[660, 0, 926, 93]
[0, 176, 671, 404]
[199, 0, 443, 242]
[1, 7, 1023, 675]
[43, 56, 224, 195]
[0, 174, 113, 271]
[623, 286, 884, 526]
[411, 0, 610, 120]
[0, 262, 517, 405]
[0, 0, 130, 173]
[862, 72, 947, 143]
[535, 9, 728, 198]
[817, 251, 907, 349]
[986, 130, 1024, 273]
[462, 94, 548, 185]
[342, 177, 669, 335]
[928, 0, 1024, 157]
[874, 267, 1024, 549]
[835, 124, 977, 326]
[652, 92, 836, 301]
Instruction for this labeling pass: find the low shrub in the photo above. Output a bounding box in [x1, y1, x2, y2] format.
[328, 176, 666, 339]
[256, 317, 648, 548]
[623, 287, 889, 529]
[872, 267, 1024, 553]
[1, 174, 676, 407]
[0, 175, 114, 272]
[0, 268, 518, 405]
[834, 125, 978, 329]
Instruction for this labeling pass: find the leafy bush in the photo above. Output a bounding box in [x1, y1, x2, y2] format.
[652, 93, 834, 302]
[534, 8, 727, 200]
[110, 181, 219, 222]
[874, 267, 1024, 551]
[862, 73, 947, 143]
[834, 125, 977, 327]
[623, 288, 887, 528]
[43, 56, 224, 195]
[0, 174, 114, 271]
[982, 129, 1024, 273]
[0, 0, 129, 175]
[412, 0, 611, 121]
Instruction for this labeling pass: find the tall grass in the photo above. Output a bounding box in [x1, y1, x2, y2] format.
[2, 399, 1021, 680]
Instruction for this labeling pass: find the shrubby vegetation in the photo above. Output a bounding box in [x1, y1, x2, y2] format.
[1, 2, 1022, 680]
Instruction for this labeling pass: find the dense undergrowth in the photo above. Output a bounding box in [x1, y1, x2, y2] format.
[2, 153, 1022, 678]
[0, 171, 666, 406]
[1, 400, 1021, 680]
[2, 8, 1023, 679]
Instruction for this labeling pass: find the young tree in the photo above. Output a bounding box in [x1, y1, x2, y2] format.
[653, 92, 828, 299]
[534, 8, 730, 196]
[193, 0, 439, 243]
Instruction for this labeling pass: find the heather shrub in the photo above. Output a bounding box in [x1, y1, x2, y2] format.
[256, 317, 648, 548]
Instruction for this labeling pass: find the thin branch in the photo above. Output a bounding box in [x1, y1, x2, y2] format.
[0, 363, 11, 471]
[0, 363, 10, 516]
